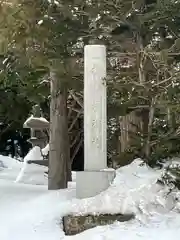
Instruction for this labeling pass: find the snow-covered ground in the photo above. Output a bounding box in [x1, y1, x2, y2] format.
[1, 151, 180, 240]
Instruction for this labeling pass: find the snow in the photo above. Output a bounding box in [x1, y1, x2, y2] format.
[15, 146, 45, 183]
[66, 159, 179, 218]
[1, 154, 180, 240]
[38, 19, 43, 25]
[23, 115, 49, 128]
[42, 143, 49, 155]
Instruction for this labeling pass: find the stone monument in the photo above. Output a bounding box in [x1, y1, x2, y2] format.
[62, 46, 134, 235]
[76, 45, 115, 199]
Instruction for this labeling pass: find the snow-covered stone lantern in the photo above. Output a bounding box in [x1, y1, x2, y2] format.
[23, 105, 49, 149]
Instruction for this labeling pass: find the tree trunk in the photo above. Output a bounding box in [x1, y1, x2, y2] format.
[48, 70, 71, 190]
[145, 96, 157, 159]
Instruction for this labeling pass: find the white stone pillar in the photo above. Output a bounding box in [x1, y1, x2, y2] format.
[76, 45, 115, 199]
[84, 45, 107, 170]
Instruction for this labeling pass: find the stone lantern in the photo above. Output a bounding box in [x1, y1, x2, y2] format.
[23, 105, 49, 149]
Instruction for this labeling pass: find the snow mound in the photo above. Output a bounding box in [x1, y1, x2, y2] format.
[0, 155, 21, 169]
[65, 159, 180, 222]
[1, 156, 180, 239]
[42, 143, 49, 155]
[0, 148, 47, 184]
[24, 146, 43, 162]
[15, 146, 46, 184]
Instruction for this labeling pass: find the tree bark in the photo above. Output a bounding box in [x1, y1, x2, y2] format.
[48, 70, 71, 190]
[145, 96, 157, 159]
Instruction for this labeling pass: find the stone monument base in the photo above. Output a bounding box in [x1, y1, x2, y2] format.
[63, 213, 135, 235]
[76, 169, 116, 199]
